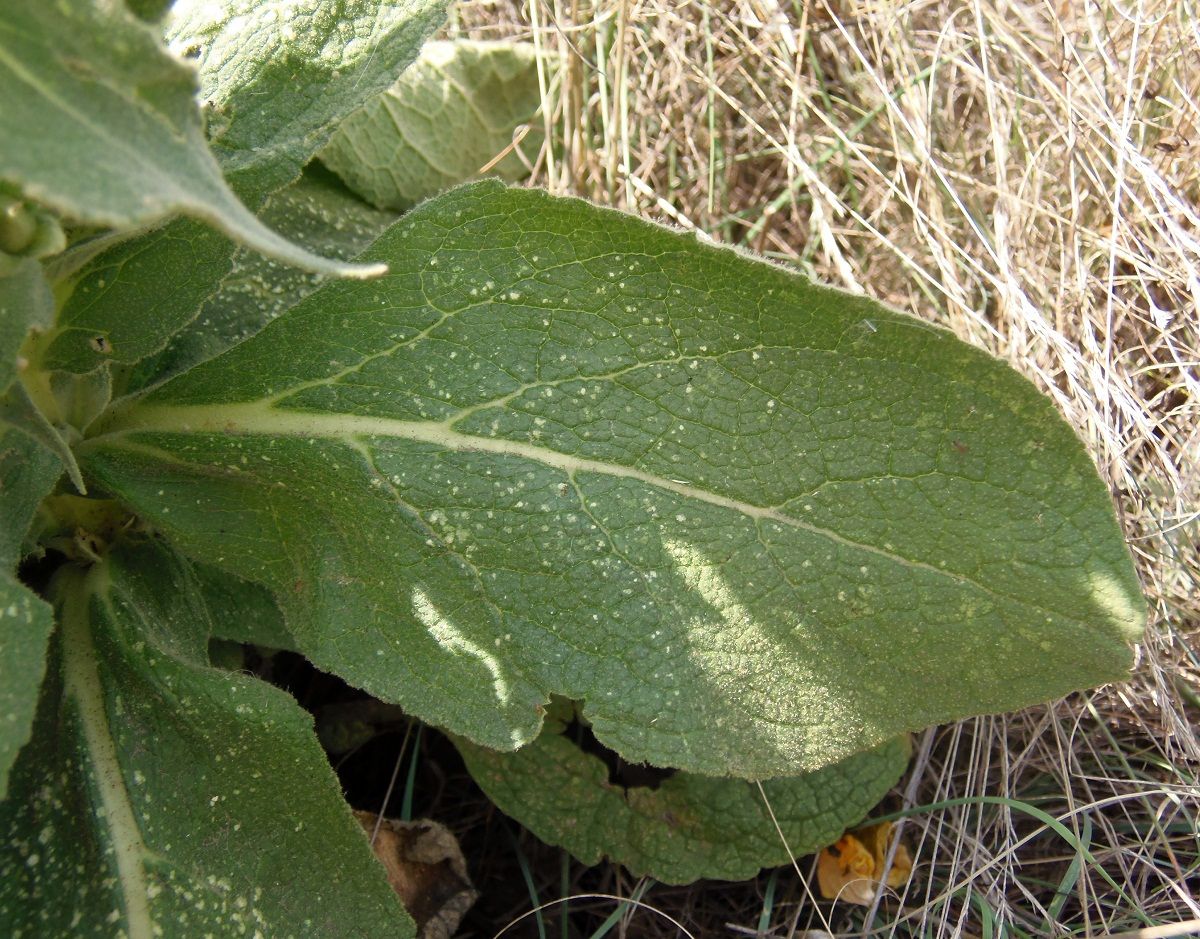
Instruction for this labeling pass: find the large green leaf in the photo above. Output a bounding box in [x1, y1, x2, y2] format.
[321, 40, 543, 210]
[0, 406, 61, 801]
[0, 544, 414, 938]
[166, 0, 450, 200]
[457, 702, 909, 883]
[0, 418, 61, 800]
[81, 181, 1145, 779]
[0, 0, 380, 278]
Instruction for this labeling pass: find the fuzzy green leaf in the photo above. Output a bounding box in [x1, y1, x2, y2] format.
[0, 412, 60, 799]
[0, 0, 383, 278]
[0, 383, 85, 495]
[39, 221, 236, 374]
[128, 169, 400, 392]
[166, 0, 450, 200]
[0, 259, 53, 396]
[0, 544, 414, 938]
[41, 171, 396, 380]
[82, 181, 1145, 779]
[321, 40, 543, 210]
[0, 425, 62, 571]
[0, 573, 53, 801]
[457, 708, 909, 883]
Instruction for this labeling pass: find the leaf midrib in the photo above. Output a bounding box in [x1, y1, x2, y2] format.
[90, 400, 1093, 630]
[61, 566, 154, 939]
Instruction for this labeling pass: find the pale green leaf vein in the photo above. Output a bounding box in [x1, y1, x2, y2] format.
[94, 401, 1097, 631]
[62, 568, 153, 939]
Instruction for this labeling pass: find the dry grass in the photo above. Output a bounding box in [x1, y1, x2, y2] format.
[438, 1, 1200, 935]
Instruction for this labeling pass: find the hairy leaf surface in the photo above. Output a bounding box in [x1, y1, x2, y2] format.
[0, 544, 414, 938]
[83, 181, 1145, 778]
[128, 169, 400, 393]
[166, 0, 450, 200]
[39, 221, 235, 374]
[457, 704, 909, 883]
[0, 426, 62, 571]
[0, 0, 377, 277]
[0, 573, 53, 800]
[42, 172, 396, 381]
[322, 40, 543, 210]
[0, 259, 53, 396]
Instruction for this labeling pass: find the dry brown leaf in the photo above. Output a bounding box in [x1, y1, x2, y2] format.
[354, 811, 478, 939]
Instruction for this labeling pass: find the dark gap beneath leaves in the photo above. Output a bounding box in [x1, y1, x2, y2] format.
[210, 647, 732, 936]
[561, 715, 676, 791]
[17, 547, 67, 596]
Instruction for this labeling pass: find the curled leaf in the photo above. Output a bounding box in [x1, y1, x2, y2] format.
[321, 40, 544, 210]
[354, 812, 477, 939]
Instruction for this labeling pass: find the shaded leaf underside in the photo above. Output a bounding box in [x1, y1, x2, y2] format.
[83, 181, 1144, 779]
[321, 39, 543, 210]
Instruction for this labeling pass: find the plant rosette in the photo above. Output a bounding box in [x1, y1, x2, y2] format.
[0, 2, 1144, 936]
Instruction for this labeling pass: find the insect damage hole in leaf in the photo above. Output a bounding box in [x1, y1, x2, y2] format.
[562, 711, 677, 791]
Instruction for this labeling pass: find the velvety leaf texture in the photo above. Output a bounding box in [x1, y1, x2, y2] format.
[0, 0, 379, 278]
[42, 171, 396, 379]
[0, 259, 53, 395]
[0, 573, 53, 800]
[321, 40, 543, 210]
[0, 384, 84, 495]
[127, 169, 400, 394]
[457, 707, 910, 883]
[39, 220, 236, 374]
[166, 0, 451, 200]
[0, 544, 414, 938]
[0, 425, 62, 571]
[82, 181, 1145, 779]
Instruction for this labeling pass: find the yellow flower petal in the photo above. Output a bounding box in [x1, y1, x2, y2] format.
[817, 822, 912, 905]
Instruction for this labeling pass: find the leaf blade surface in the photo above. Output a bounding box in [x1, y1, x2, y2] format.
[456, 704, 910, 883]
[42, 171, 397, 378]
[0, 545, 414, 937]
[166, 0, 450, 199]
[321, 39, 543, 210]
[0, 0, 381, 277]
[83, 181, 1145, 778]
[0, 573, 53, 800]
